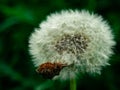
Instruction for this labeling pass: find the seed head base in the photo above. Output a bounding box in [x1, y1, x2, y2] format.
[36, 62, 67, 79]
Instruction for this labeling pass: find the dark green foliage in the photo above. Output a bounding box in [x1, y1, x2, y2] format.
[0, 0, 120, 90]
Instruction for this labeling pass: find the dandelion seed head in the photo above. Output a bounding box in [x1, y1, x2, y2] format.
[29, 10, 115, 80]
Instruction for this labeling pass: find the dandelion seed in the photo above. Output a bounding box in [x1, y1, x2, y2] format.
[29, 10, 115, 80]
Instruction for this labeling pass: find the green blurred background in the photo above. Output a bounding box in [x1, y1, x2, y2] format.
[0, 0, 120, 90]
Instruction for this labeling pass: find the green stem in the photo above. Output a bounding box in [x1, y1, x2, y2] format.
[70, 77, 76, 90]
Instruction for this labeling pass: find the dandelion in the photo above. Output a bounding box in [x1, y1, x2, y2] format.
[29, 10, 115, 81]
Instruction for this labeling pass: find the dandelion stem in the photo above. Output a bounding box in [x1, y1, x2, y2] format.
[70, 77, 76, 90]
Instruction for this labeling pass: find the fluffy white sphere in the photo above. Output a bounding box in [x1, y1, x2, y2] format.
[29, 10, 115, 80]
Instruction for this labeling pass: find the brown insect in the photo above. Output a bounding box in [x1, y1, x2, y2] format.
[36, 62, 67, 79]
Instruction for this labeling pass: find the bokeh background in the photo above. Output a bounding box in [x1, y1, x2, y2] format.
[0, 0, 120, 90]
